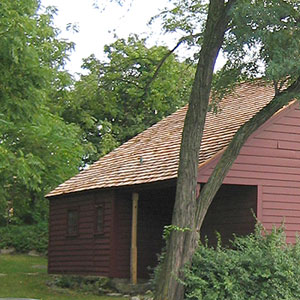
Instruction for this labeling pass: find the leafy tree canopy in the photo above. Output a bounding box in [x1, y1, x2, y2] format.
[156, 0, 300, 96]
[0, 0, 90, 224]
[63, 35, 195, 163]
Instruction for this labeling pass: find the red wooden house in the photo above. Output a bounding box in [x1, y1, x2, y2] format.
[47, 81, 300, 280]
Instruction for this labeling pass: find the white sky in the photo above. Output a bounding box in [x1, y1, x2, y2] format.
[40, 0, 174, 75]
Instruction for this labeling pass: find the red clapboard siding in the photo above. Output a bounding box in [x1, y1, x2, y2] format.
[256, 131, 299, 141]
[275, 116, 300, 126]
[48, 189, 114, 276]
[198, 103, 300, 243]
[263, 209, 300, 217]
[244, 139, 277, 148]
[235, 155, 300, 168]
[278, 141, 300, 151]
[267, 124, 300, 134]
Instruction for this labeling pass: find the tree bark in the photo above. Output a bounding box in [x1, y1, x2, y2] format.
[154, 1, 236, 299]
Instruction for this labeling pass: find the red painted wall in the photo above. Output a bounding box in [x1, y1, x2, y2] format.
[48, 189, 114, 275]
[198, 104, 300, 243]
[49, 184, 175, 279]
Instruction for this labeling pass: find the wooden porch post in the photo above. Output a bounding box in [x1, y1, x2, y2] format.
[131, 192, 139, 284]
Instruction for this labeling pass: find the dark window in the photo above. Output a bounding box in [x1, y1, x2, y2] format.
[95, 205, 104, 234]
[67, 209, 78, 236]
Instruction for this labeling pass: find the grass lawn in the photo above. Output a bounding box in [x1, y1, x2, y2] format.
[0, 254, 126, 300]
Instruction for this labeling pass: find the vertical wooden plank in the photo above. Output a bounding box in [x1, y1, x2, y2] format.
[131, 192, 139, 284]
[109, 193, 117, 278]
[257, 185, 263, 221]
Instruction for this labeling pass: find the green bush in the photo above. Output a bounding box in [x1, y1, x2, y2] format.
[185, 225, 300, 300]
[0, 222, 48, 254]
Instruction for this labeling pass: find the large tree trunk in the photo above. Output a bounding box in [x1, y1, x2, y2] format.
[154, 1, 235, 299]
[156, 71, 300, 298]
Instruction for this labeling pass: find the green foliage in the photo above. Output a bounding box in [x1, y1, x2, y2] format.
[154, 0, 300, 104]
[0, 223, 48, 253]
[163, 224, 191, 240]
[53, 275, 111, 295]
[0, 0, 91, 223]
[63, 35, 194, 163]
[217, 0, 300, 96]
[228, 0, 300, 77]
[185, 225, 300, 300]
[150, 0, 207, 37]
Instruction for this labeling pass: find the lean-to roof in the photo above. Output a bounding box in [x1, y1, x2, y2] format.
[47, 82, 276, 197]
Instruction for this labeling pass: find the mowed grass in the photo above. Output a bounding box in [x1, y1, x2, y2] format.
[0, 254, 126, 300]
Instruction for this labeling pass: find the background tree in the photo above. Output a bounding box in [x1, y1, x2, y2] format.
[0, 0, 90, 224]
[62, 35, 194, 163]
[153, 1, 300, 299]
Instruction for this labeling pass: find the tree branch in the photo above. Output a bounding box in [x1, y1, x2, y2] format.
[143, 33, 202, 97]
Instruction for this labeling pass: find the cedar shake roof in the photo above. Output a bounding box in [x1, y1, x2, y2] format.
[47, 81, 276, 197]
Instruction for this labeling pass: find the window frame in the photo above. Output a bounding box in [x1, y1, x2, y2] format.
[66, 208, 79, 237]
[94, 204, 104, 235]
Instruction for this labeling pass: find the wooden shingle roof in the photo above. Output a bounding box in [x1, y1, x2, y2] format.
[47, 81, 276, 197]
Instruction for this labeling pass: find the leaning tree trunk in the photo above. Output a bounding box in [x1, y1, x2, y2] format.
[155, 1, 236, 300]
[156, 69, 300, 299]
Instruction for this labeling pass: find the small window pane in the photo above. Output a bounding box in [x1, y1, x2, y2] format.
[96, 206, 104, 233]
[67, 210, 78, 235]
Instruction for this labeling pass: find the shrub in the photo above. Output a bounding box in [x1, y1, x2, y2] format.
[0, 222, 48, 254]
[185, 225, 300, 300]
